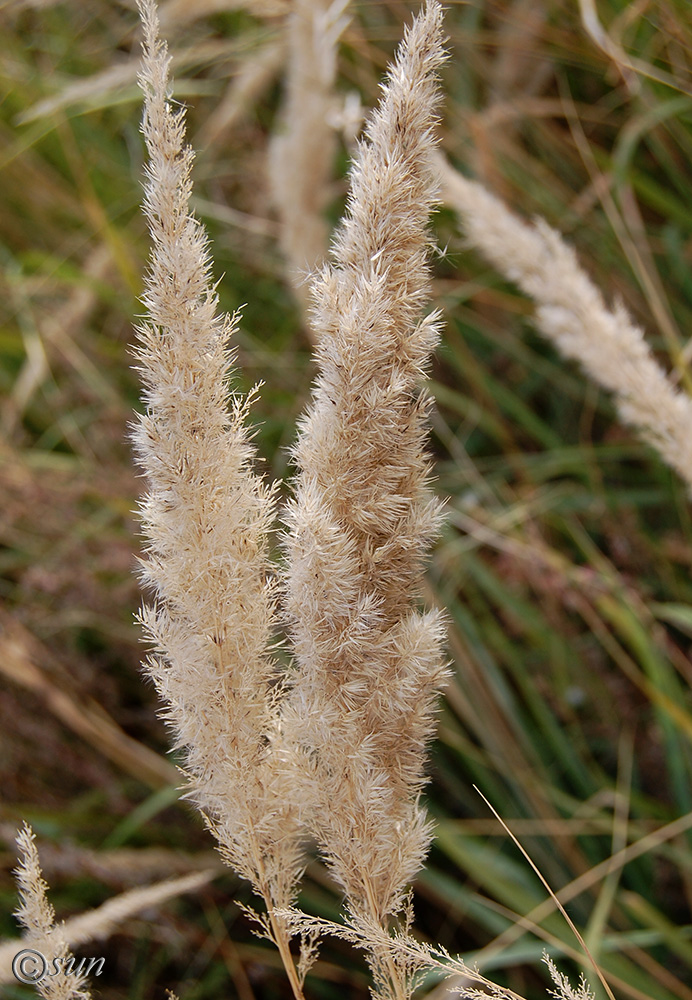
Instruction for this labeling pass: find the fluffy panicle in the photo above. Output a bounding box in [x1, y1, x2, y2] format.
[270, 0, 350, 324]
[14, 825, 92, 1000]
[282, 4, 448, 996]
[132, 2, 304, 991]
[439, 162, 692, 493]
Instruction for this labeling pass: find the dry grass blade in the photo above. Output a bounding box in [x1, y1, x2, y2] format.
[0, 612, 177, 789]
[474, 788, 616, 1000]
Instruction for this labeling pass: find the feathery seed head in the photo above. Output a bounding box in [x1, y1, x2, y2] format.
[133, 0, 303, 915]
[283, 3, 449, 993]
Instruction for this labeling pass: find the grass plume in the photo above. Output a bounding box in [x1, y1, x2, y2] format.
[132, 1, 305, 993]
[282, 4, 448, 996]
[13, 824, 92, 1000]
[269, 0, 350, 328]
[439, 159, 692, 494]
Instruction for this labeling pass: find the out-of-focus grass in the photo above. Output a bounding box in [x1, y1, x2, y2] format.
[1, 1, 691, 998]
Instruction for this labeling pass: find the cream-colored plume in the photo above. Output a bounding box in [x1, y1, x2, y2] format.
[132, 1, 304, 993]
[439, 160, 692, 493]
[282, 4, 448, 997]
[269, 0, 350, 328]
[13, 824, 92, 1000]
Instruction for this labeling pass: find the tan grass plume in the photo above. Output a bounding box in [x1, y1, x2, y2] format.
[132, 1, 305, 993]
[269, 0, 351, 328]
[439, 159, 692, 493]
[282, 4, 449, 996]
[13, 824, 92, 1000]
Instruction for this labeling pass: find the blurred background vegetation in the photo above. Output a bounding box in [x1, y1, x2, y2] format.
[1, 0, 692, 997]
